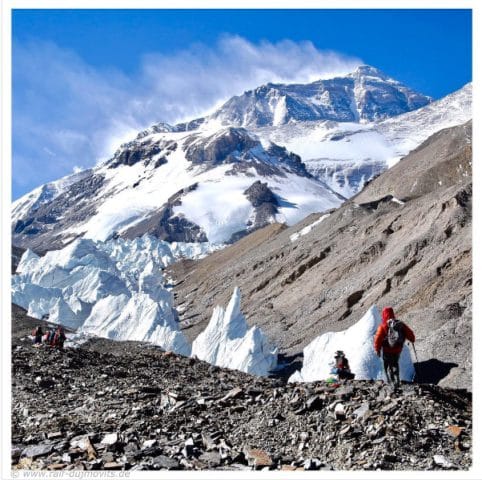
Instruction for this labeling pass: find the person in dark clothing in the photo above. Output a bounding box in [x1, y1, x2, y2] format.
[332, 350, 355, 380]
[53, 326, 66, 350]
[45, 328, 56, 347]
[374, 307, 415, 386]
[32, 326, 43, 345]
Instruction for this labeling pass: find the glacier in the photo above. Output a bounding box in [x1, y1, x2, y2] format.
[12, 237, 279, 375]
[13, 237, 417, 382]
[12, 236, 223, 355]
[289, 306, 415, 383]
[191, 287, 278, 376]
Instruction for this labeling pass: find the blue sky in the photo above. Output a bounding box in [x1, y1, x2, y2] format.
[12, 9, 472, 199]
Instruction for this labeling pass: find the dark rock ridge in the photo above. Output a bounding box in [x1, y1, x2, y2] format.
[244, 181, 279, 229]
[169, 122, 472, 390]
[183, 127, 310, 178]
[108, 138, 178, 169]
[11, 308, 472, 471]
[12, 173, 106, 254]
[228, 181, 281, 244]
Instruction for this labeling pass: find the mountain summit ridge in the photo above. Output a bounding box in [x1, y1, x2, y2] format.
[189, 64, 432, 129]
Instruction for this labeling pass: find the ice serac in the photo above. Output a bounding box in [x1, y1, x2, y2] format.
[81, 292, 191, 356]
[191, 287, 278, 376]
[289, 306, 415, 383]
[11, 235, 219, 355]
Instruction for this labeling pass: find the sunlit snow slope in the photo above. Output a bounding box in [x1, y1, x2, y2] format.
[12, 126, 342, 250]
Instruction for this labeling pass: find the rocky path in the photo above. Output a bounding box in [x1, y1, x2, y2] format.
[12, 332, 471, 471]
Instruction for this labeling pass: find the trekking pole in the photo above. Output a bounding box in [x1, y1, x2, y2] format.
[410, 342, 419, 382]
[410, 342, 419, 363]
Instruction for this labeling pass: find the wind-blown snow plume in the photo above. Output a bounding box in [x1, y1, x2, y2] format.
[289, 306, 415, 382]
[13, 36, 361, 199]
[191, 287, 278, 376]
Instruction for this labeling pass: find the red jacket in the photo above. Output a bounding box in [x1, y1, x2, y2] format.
[374, 307, 415, 355]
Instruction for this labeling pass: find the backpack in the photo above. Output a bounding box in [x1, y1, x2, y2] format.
[336, 356, 348, 370]
[385, 318, 405, 348]
[47, 330, 56, 343]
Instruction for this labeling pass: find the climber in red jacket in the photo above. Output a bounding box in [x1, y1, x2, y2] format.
[374, 307, 415, 386]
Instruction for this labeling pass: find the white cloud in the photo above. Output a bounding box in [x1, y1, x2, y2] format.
[13, 36, 362, 198]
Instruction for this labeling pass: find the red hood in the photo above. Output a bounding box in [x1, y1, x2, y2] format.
[382, 307, 395, 325]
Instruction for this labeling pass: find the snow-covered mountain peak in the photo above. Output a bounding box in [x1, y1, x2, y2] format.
[204, 65, 431, 128]
[350, 64, 392, 81]
[11, 66, 469, 252]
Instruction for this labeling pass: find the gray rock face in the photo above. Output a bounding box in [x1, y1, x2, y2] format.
[12, 173, 106, 253]
[11, 309, 472, 471]
[184, 128, 258, 167]
[183, 127, 309, 178]
[169, 122, 472, 389]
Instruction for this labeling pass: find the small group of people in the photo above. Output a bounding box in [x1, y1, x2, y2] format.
[32, 325, 66, 350]
[329, 306, 415, 387]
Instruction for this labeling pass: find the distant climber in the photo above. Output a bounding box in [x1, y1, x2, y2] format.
[44, 328, 55, 346]
[53, 326, 66, 350]
[330, 350, 355, 380]
[32, 326, 43, 345]
[374, 307, 415, 386]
